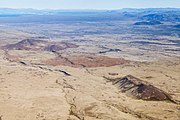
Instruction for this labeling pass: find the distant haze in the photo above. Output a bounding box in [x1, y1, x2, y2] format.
[0, 0, 180, 10]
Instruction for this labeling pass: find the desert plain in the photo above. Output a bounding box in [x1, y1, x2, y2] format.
[0, 9, 180, 120]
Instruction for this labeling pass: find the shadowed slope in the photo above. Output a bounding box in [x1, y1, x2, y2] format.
[2, 39, 78, 51]
[105, 75, 175, 102]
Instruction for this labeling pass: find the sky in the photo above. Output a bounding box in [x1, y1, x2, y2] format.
[0, 0, 180, 10]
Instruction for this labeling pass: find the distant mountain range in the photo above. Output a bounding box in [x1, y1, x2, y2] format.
[0, 8, 180, 15]
[0, 8, 179, 23]
[0, 8, 113, 15]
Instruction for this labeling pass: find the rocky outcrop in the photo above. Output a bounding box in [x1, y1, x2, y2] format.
[140, 13, 180, 22]
[2, 39, 128, 68]
[105, 75, 174, 102]
[2, 39, 78, 52]
[134, 21, 162, 25]
[99, 48, 121, 54]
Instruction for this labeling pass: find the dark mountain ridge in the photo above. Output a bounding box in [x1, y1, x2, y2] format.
[0, 8, 179, 23]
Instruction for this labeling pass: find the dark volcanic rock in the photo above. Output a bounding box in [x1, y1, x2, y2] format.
[44, 42, 78, 52]
[2, 39, 78, 52]
[140, 13, 180, 22]
[2, 39, 43, 50]
[109, 75, 173, 101]
[174, 24, 180, 28]
[44, 45, 62, 52]
[17, 39, 44, 46]
[99, 48, 121, 54]
[134, 21, 162, 25]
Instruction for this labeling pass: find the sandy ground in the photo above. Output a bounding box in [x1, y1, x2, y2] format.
[0, 48, 180, 120]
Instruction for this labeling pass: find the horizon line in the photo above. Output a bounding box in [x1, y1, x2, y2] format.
[0, 7, 180, 11]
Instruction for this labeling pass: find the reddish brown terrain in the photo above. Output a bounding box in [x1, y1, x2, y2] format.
[2, 39, 78, 51]
[43, 55, 129, 67]
[3, 39, 129, 68]
[0, 7, 180, 120]
[0, 38, 179, 120]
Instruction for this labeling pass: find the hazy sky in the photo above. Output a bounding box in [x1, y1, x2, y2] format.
[0, 0, 180, 9]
